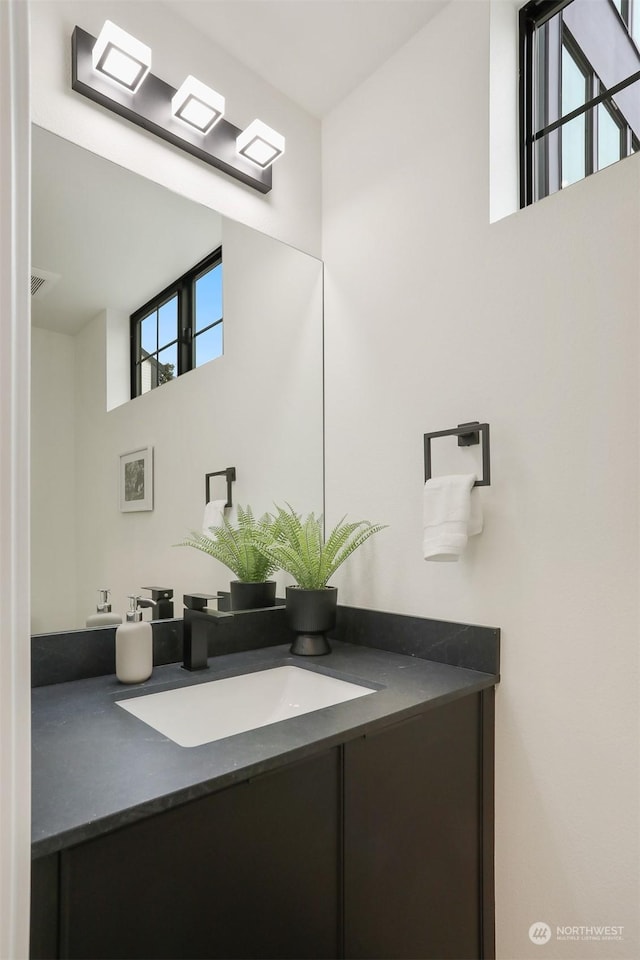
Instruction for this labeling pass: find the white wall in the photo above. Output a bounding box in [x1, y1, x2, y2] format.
[322, 2, 639, 958]
[31, 328, 77, 632]
[29, 0, 321, 257]
[57, 220, 323, 628]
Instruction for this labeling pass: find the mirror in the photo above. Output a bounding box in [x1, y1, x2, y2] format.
[31, 126, 323, 634]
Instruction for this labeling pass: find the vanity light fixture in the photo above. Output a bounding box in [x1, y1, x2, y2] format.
[91, 20, 151, 92]
[172, 76, 225, 134]
[236, 120, 285, 169]
[71, 23, 276, 193]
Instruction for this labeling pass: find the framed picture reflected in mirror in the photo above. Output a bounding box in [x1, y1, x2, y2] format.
[120, 446, 153, 512]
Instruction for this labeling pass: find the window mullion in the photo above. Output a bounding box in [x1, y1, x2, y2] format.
[179, 280, 192, 375]
[547, 14, 562, 197]
[130, 316, 139, 400]
[193, 316, 223, 340]
[519, 6, 535, 206]
[532, 66, 640, 143]
[586, 72, 596, 176]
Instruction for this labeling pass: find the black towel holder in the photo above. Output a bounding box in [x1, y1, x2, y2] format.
[423, 422, 490, 487]
[205, 467, 237, 507]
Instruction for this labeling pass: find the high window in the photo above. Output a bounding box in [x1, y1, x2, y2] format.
[520, 0, 640, 205]
[131, 247, 222, 398]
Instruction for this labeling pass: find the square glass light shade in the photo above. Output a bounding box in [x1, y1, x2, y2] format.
[237, 119, 285, 169]
[92, 20, 151, 92]
[172, 76, 225, 134]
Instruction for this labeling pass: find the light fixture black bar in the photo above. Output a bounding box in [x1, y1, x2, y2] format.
[71, 26, 272, 194]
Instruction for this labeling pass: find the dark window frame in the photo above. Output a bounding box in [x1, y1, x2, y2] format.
[561, 26, 595, 185]
[614, 0, 631, 29]
[519, 0, 640, 206]
[130, 246, 222, 399]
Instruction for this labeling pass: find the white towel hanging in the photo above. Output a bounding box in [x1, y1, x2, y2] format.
[202, 499, 227, 535]
[422, 474, 483, 562]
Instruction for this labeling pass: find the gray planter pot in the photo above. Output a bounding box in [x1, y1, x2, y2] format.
[286, 586, 337, 656]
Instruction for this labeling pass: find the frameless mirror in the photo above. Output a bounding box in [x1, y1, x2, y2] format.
[31, 126, 324, 633]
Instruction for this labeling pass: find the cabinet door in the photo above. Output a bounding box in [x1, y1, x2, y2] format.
[30, 854, 59, 959]
[344, 695, 484, 960]
[60, 749, 340, 960]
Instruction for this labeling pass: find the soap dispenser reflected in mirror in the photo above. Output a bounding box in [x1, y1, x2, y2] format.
[85, 589, 122, 628]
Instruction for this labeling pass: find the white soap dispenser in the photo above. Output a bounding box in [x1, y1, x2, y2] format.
[115, 596, 153, 684]
[86, 589, 123, 628]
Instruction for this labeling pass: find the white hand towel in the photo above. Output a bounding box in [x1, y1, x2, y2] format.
[423, 474, 483, 562]
[202, 499, 227, 535]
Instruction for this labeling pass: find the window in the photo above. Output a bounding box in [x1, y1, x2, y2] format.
[613, 0, 640, 46]
[131, 247, 222, 398]
[520, 0, 640, 206]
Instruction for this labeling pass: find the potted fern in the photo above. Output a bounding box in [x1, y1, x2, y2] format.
[257, 505, 386, 655]
[179, 505, 279, 611]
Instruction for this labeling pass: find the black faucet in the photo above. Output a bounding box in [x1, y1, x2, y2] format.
[141, 587, 174, 620]
[182, 594, 233, 671]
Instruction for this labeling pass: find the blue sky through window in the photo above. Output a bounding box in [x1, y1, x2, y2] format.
[158, 296, 178, 347]
[195, 323, 223, 367]
[195, 264, 222, 332]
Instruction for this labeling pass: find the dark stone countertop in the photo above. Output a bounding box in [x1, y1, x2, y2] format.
[32, 640, 497, 859]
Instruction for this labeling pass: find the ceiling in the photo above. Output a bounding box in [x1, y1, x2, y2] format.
[164, 1, 448, 118]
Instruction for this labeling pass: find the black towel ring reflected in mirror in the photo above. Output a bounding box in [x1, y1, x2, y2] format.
[205, 467, 236, 507]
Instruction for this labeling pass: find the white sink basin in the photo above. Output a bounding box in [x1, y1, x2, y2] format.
[116, 665, 376, 747]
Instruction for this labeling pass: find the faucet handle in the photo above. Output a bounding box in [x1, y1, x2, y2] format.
[142, 586, 173, 601]
[183, 593, 218, 611]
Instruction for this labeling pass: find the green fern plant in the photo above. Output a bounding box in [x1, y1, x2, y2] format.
[256, 504, 386, 590]
[178, 505, 279, 582]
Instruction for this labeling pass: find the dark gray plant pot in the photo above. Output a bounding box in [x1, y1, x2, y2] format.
[230, 580, 276, 611]
[286, 586, 337, 656]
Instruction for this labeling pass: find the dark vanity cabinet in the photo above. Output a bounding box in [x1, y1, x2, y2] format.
[344, 692, 494, 960]
[31, 690, 494, 960]
[34, 750, 340, 960]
